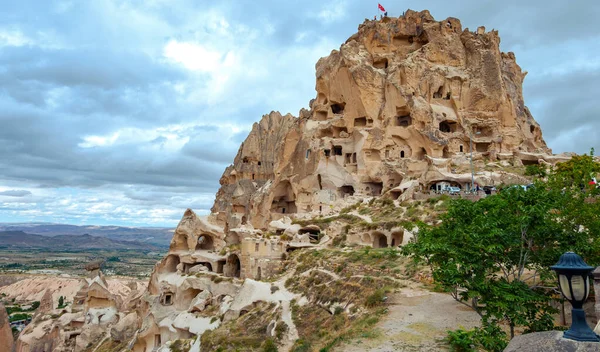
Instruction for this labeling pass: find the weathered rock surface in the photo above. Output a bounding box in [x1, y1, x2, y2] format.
[504, 331, 600, 352]
[0, 302, 13, 352]
[211, 10, 557, 231]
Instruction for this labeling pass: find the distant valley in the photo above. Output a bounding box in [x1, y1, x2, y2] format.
[0, 231, 161, 251]
[0, 223, 173, 247]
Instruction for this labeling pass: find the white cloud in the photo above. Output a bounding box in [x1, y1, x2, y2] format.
[0, 29, 33, 47]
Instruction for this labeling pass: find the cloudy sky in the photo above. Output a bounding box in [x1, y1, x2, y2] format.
[0, 0, 598, 227]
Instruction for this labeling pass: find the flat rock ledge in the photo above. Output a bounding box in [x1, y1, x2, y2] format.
[504, 331, 600, 352]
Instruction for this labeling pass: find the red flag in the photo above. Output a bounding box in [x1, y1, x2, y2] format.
[378, 3, 386, 12]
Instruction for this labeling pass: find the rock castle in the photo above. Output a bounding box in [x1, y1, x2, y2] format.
[13, 10, 568, 352]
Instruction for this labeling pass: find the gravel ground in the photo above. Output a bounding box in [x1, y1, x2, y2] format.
[336, 288, 481, 352]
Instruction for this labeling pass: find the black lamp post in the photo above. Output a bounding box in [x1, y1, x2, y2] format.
[550, 251, 600, 342]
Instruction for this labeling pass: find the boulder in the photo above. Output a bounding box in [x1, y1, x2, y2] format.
[110, 312, 139, 342]
[188, 264, 209, 274]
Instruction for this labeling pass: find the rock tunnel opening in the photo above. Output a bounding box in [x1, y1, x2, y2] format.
[331, 103, 345, 114]
[354, 117, 367, 127]
[364, 182, 383, 196]
[391, 231, 404, 247]
[161, 255, 180, 274]
[339, 185, 355, 197]
[333, 145, 343, 156]
[373, 58, 388, 69]
[195, 234, 214, 251]
[225, 254, 241, 278]
[439, 120, 457, 133]
[395, 115, 412, 127]
[372, 232, 388, 248]
[475, 143, 490, 153]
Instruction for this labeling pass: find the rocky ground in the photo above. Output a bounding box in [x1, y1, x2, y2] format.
[336, 288, 481, 352]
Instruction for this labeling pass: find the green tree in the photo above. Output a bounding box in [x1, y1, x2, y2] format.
[404, 155, 600, 349]
[58, 296, 64, 308]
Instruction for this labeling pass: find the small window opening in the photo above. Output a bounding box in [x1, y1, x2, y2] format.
[340, 185, 355, 197]
[282, 208, 286, 214]
[433, 86, 443, 99]
[400, 150, 405, 158]
[242, 157, 249, 164]
[258, 161, 262, 166]
[164, 294, 172, 305]
[345, 153, 352, 165]
[252, 174, 255, 180]
[331, 103, 345, 114]
[324, 149, 331, 157]
[530, 125, 535, 133]
[354, 117, 367, 127]
[333, 146, 342, 156]
[460, 145, 464, 152]
[306, 149, 311, 159]
[444, 92, 451, 100]
[352, 153, 357, 163]
[396, 115, 412, 127]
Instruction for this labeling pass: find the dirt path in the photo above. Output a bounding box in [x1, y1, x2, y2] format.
[335, 288, 481, 352]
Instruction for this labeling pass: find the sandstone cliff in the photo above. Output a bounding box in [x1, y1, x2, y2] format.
[212, 10, 555, 231]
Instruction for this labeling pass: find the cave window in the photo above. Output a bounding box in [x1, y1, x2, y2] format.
[258, 161, 262, 166]
[333, 145, 343, 156]
[306, 149, 311, 159]
[345, 153, 352, 165]
[164, 294, 172, 305]
[433, 86, 443, 99]
[324, 149, 331, 157]
[460, 145, 464, 152]
[530, 125, 535, 133]
[396, 115, 412, 127]
[331, 103, 345, 114]
[444, 92, 451, 100]
[242, 157, 249, 164]
[352, 153, 357, 163]
[241, 216, 247, 225]
[354, 117, 367, 127]
[340, 185, 355, 197]
[252, 174, 255, 180]
[400, 150, 405, 158]
[155, 334, 162, 347]
[282, 208, 286, 214]
[373, 58, 388, 69]
[439, 121, 457, 133]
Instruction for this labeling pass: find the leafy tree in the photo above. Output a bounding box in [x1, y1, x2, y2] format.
[404, 154, 600, 348]
[524, 164, 547, 178]
[58, 296, 64, 308]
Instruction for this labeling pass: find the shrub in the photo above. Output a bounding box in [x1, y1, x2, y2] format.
[262, 338, 278, 352]
[365, 289, 385, 307]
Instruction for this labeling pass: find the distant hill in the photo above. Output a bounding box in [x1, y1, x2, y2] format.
[0, 223, 173, 247]
[0, 231, 162, 251]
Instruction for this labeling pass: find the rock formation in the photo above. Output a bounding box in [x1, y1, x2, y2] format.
[14, 10, 572, 352]
[212, 10, 563, 233]
[0, 302, 13, 352]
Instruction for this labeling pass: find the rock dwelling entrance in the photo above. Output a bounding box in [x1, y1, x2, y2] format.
[270, 181, 297, 214]
[162, 255, 180, 273]
[372, 232, 388, 248]
[391, 231, 404, 247]
[195, 234, 214, 251]
[226, 254, 241, 278]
